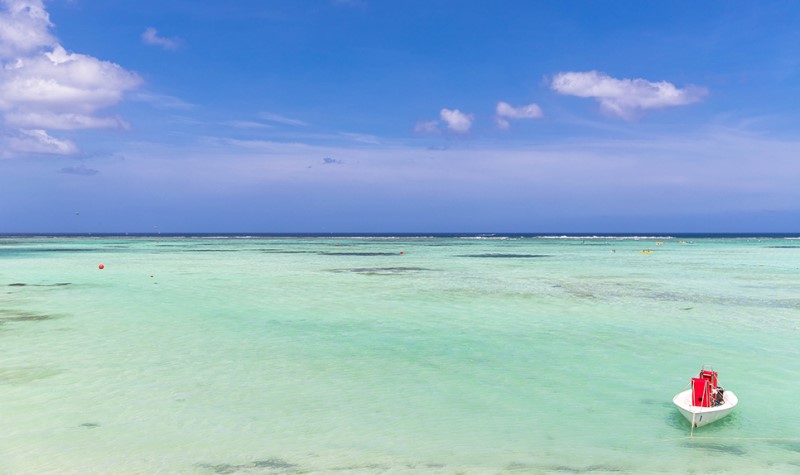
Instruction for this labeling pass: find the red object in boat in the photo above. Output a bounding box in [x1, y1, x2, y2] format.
[700, 369, 718, 389]
[692, 377, 711, 407]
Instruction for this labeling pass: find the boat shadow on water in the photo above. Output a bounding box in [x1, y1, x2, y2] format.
[664, 410, 748, 456]
[679, 439, 747, 456]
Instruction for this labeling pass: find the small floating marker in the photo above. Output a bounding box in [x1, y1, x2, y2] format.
[640, 249, 653, 255]
[399, 251, 404, 255]
[656, 242, 664, 245]
[98, 264, 105, 270]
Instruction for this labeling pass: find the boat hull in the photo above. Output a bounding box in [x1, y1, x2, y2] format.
[673, 389, 738, 428]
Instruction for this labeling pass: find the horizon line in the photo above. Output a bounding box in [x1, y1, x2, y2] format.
[2, 232, 799, 238]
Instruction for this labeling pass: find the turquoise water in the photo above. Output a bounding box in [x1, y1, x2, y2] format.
[1, 235, 799, 474]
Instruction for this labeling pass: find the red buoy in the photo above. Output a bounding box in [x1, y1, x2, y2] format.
[399, 251, 404, 255]
[98, 264, 105, 270]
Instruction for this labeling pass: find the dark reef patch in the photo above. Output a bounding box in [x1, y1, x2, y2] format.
[197, 463, 242, 474]
[197, 458, 298, 474]
[458, 253, 550, 258]
[258, 249, 316, 254]
[191, 249, 240, 252]
[545, 464, 624, 473]
[80, 422, 100, 429]
[0, 309, 59, 323]
[333, 463, 388, 471]
[329, 267, 432, 275]
[319, 252, 399, 256]
[251, 459, 297, 469]
[8, 282, 71, 287]
[4, 247, 101, 253]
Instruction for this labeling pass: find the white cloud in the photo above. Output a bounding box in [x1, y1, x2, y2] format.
[495, 101, 543, 129]
[414, 108, 474, 134]
[0, 1, 141, 155]
[551, 71, 707, 119]
[496, 101, 543, 119]
[440, 108, 473, 133]
[0, 45, 142, 111]
[7, 128, 78, 154]
[141, 27, 180, 51]
[259, 112, 309, 127]
[0, 0, 54, 59]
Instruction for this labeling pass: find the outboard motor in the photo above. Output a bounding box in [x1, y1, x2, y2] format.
[713, 386, 725, 406]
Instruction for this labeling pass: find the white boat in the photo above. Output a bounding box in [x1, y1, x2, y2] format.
[673, 367, 738, 428]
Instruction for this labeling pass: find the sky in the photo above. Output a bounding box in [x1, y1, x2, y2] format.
[1, 0, 799, 233]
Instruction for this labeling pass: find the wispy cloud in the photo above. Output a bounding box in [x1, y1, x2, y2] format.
[6, 111, 129, 130]
[414, 120, 440, 134]
[6, 129, 78, 155]
[132, 92, 194, 110]
[551, 71, 707, 120]
[224, 120, 274, 129]
[339, 132, 380, 144]
[259, 112, 309, 127]
[141, 27, 181, 51]
[495, 101, 543, 129]
[0, 0, 142, 156]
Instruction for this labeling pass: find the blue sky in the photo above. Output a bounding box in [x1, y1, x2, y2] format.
[1, 0, 799, 232]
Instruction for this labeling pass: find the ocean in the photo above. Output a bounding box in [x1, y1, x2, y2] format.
[1, 235, 799, 474]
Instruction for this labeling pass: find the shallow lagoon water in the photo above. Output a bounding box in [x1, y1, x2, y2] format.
[1, 235, 799, 474]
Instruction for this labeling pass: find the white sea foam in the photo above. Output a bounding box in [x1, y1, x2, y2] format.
[457, 235, 511, 240]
